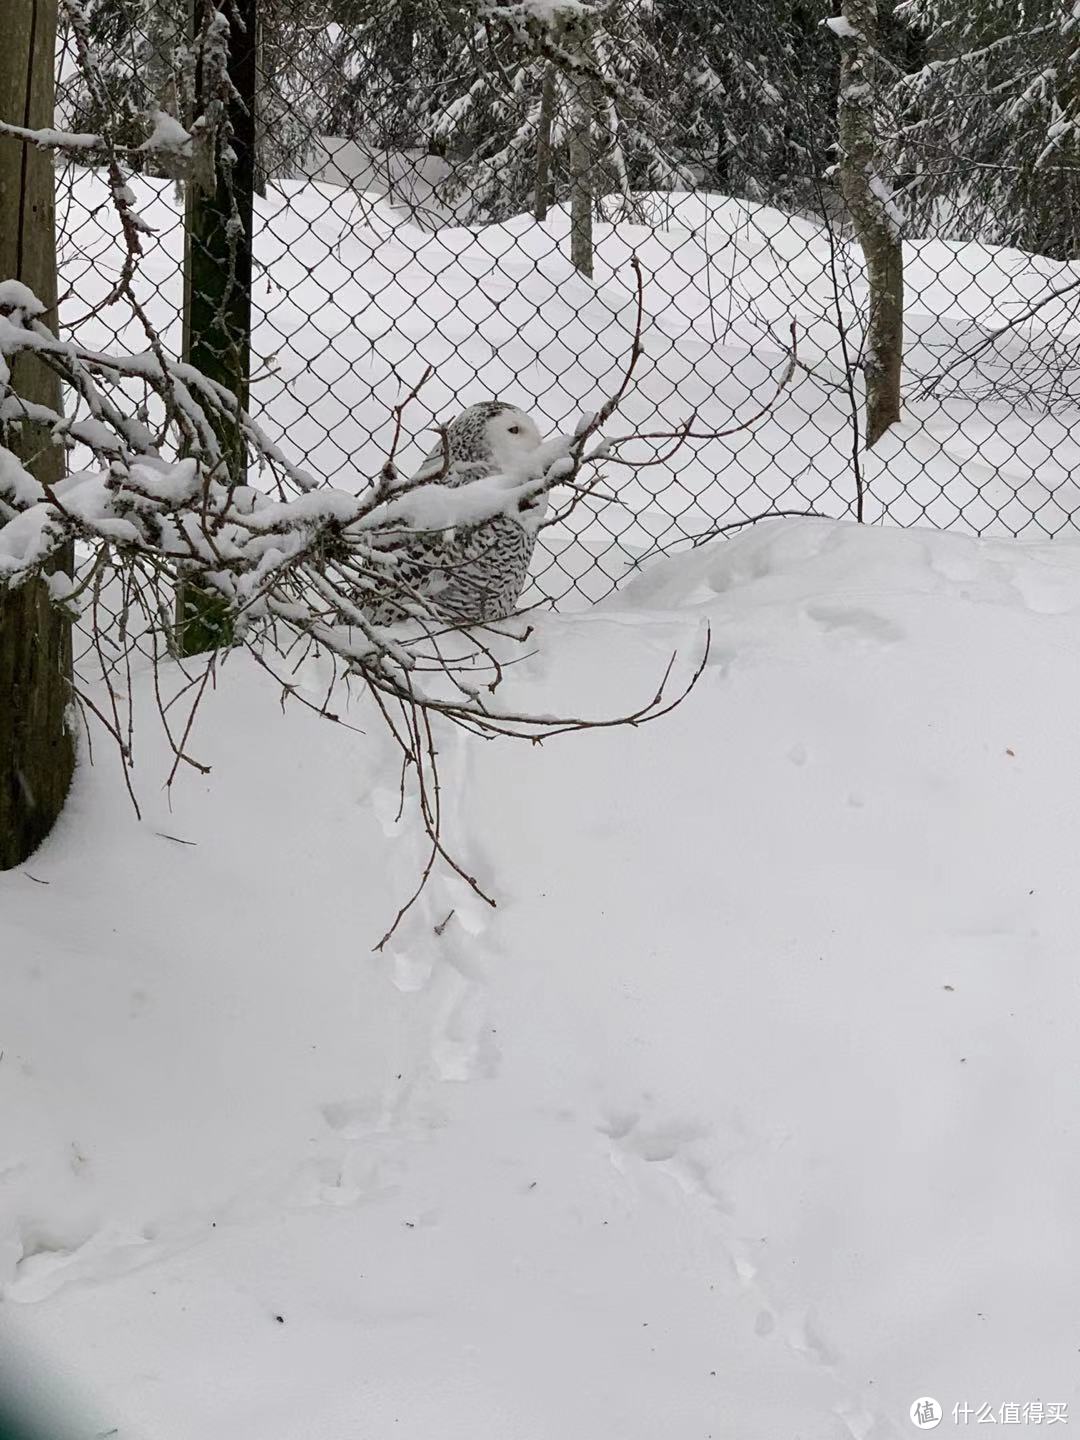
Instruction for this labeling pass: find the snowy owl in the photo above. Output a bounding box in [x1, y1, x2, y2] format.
[365, 401, 546, 626]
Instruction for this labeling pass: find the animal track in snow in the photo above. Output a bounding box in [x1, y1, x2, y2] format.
[598, 1110, 731, 1213]
[375, 718, 501, 1088]
[805, 604, 904, 645]
[784, 1306, 839, 1367]
[4, 1220, 158, 1303]
[595, 1105, 884, 1428]
[706, 642, 738, 676]
[430, 959, 500, 1083]
[389, 946, 435, 995]
[320, 1097, 388, 1139]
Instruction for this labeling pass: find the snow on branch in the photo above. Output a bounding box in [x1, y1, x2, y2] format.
[1, 219, 710, 943]
[0, 0, 729, 942]
[0, 112, 192, 161]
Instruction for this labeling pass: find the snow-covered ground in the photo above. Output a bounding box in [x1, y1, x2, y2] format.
[4, 518, 1080, 1438]
[7, 160, 1080, 1435]
[54, 160, 1080, 606]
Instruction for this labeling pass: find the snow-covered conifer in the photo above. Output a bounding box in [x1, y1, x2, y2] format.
[894, 0, 1080, 258]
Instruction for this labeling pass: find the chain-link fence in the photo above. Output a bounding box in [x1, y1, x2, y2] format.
[52, 0, 1080, 613]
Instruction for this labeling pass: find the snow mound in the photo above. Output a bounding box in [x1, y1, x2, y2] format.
[2, 519, 1079, 1438]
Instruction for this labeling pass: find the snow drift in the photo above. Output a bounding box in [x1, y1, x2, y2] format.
[2, 518, 1079, 1439]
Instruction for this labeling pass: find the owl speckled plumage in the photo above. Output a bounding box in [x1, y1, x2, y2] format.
[366, 401, 545, 626]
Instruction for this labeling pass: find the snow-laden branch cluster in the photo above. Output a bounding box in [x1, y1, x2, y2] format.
[0, 260, 681, 707]
[3, 0, 861, 939]
[2, 28, 712, 937]
[0, 243, 713, 944]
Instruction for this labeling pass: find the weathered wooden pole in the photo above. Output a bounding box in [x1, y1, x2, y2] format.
[178, 0, 257, 654]
[0, 0, 76, 868]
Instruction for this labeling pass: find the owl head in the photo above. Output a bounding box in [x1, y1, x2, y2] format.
[410, 401, 545, 490]
[439, 400, 540, 468]
[473, 403, 543, 470]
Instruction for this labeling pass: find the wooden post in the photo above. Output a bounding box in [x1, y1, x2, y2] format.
[178, 0, 257, 654]
[0, 0, 76, 869]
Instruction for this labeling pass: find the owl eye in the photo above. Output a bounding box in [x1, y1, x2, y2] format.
[508, 425, 520, 434]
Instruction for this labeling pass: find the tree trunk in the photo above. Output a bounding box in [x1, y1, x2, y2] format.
[178, 0, 257, 655]
[0, 0, 76, 869]
[535, 61, 556, 222]
[836, 0, 903, 457]
[253, 7, 267, 197]
[385, 0, 416, 149]
[565, 13, 594, 279]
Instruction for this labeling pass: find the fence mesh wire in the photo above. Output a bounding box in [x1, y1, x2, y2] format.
[52, 3, 1080, 615]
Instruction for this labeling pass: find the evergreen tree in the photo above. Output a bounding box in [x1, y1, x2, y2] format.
[651, 0, 840, 210]
[56, 0, 175, 151]
[319, 0, 465, 153]
[431, 2, 691, 224]
[317, 0, 691, 223]
[893, 0, 1080, 258]
[57, 0, 326, 183]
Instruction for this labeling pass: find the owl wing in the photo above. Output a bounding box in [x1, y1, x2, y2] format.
[406, 434, 454, 487]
